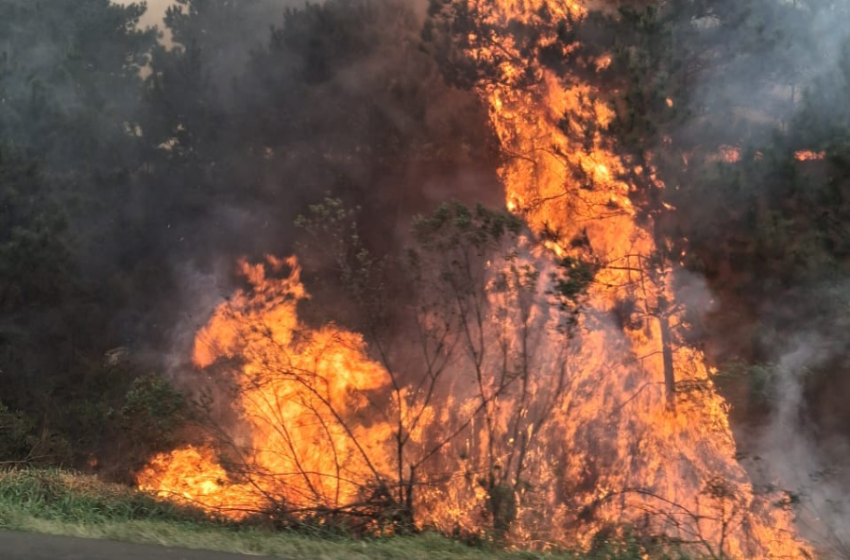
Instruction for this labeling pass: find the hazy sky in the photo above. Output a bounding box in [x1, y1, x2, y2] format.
[114, 0, 170, 28]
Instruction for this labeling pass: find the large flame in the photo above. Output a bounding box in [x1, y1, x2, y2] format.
[468, 0, 808, 556]
[139, 257, 395, 519]
[140, 2, 810, 557]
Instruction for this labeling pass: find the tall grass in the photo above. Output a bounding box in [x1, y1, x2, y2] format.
[0, 468, 684, 560]
[0, 468, 208, 525]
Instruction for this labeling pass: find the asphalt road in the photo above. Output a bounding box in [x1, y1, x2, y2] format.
[0, 531, 277, 560]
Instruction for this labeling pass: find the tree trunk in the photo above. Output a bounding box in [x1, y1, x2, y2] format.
[658, 295, 676, 412]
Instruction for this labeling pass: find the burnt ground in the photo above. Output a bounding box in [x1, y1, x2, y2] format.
[0, 531, 278, 560]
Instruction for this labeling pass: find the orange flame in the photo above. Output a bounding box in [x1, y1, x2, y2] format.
[712, 145, 741, 163]
[140, 257, 394, 518]
[795, 150, 826, 161]
[466, 0, 808, 556]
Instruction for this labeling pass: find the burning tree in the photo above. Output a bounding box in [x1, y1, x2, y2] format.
[421, 0, 813, 557]
[140, 0, 816, 557]
[139, 199, 594, 542]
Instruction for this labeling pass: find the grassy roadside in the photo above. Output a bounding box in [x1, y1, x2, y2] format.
[0, 469, 629, 560]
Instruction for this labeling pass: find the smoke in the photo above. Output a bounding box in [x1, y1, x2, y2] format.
[663, 1, 850, 551]
[0, 0, 504, 392]
[653, 1, 850, 158]
[741, 331, 850, 554]
[113, 0, 503, 374]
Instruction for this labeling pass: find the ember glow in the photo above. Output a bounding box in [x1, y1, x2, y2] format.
[711, 145, 742, 163]
[795, 150, 826, 161]
[139, 1, 811, 556]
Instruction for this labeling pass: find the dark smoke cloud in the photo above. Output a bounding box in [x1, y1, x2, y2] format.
[120, 0, 502, 375]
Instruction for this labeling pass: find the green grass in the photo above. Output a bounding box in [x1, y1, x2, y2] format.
[0, 468, 662, 560]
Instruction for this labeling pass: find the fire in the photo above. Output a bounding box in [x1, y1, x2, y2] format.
[139, 1, 811, 557]
[795, 150, 826, 161]
[712, 145, 741, 163]
[462, 0, 807, 556]
[138, 446, 258, 517]
[140, 257, 395, 519]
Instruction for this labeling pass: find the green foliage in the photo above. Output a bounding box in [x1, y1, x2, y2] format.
[718, 361, 817, 411]
[587, 529, 690, 560]
[604, 5, 682, 148]
[0, 146, 70, 312]
[407, 202, 531, 337]
[0, 402, 35, 463]
[0, 0, 155, 165]
[296, 197, 383, 300]
[0, 0, 168, 472]
[295, 196, 396, 338]
[0, 468, 209, 525]
[411, 202, 523, 253]
[120, 375, 189, 458]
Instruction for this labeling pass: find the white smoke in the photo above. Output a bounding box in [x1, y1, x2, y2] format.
[750, 333, 850, 557]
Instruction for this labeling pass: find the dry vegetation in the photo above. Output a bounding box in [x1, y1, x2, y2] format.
[0, 468, 691, 560]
